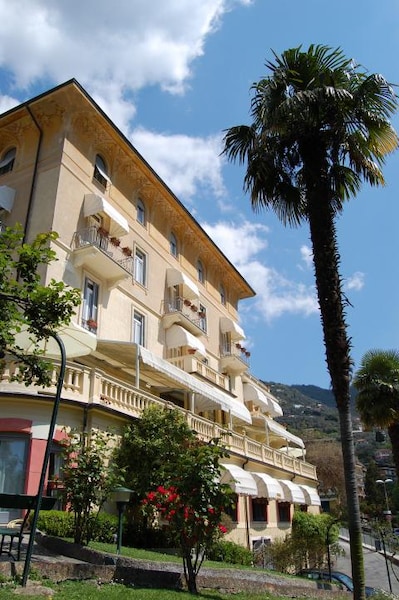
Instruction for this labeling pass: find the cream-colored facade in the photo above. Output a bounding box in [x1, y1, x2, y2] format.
[0, 80, 319, 548]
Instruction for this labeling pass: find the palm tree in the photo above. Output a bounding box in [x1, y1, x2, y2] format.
[223, 44, 398, 600]
[354, 349, 399, 480]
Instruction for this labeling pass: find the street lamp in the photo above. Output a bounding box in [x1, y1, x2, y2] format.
[113, 486, 132, 555]
[376, 478, 393, 521]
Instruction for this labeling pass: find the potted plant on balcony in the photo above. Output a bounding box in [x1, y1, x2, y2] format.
[235, 343, 242, 350]
[184, 299, 191, 307]
[110, 237, 121, 247]
[122, 246, 132, 256]
[87, 319, 97, 330]
[245, 351, 251, 357]
[97, 227, 109, 238]
[190, 305, 197, 312]
[198, 311, 206, 318]
[188, 348, 196, 355]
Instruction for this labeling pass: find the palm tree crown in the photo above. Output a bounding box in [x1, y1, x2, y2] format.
[354, 349, 399, 429]
[223, 44, 398, 226]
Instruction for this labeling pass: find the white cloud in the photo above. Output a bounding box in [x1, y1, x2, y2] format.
[345, 271, 365, 291]
[202, 220, 318, 321]
[0, 1, 246, 96]
[0, 95, 19, 113]
[132, 127, 226, 201]
[299, 244, 313, 270]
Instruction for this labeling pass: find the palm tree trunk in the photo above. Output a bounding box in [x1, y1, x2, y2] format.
[304, 154, 365, 600]
[388, 422, 399, 482]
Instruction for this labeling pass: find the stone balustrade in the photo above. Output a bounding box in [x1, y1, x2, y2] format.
[0, 359, 317, 480]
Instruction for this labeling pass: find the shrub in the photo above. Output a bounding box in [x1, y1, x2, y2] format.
[35, 510, 74, 537]
[123, 522, 174, 549]
[34, 510, 118, 544]
[88, 512, 118, 544]
[207, 540, 253, 566]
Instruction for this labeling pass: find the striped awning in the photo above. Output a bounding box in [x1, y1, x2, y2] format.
[278, 480, 306, 504]
[252, 472, 284, 500]
[299, 484, 321, 506]
[220, 463, 258, 496]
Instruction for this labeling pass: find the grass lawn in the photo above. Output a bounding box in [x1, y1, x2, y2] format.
[0, 580, 350, 600]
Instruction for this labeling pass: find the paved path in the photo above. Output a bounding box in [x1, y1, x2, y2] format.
[336, 537, 399, 596]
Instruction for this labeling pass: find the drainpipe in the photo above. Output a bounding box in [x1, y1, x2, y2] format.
[23, 105, 43, 244]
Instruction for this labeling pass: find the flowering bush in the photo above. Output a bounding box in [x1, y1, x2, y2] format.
[143, 484, 228, 548]
[141, 438, 232, 594]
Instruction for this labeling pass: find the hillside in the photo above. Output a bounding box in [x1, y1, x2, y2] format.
[265, 381, 377, 462]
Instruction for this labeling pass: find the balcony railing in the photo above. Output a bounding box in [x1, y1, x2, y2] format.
[162, 296, 205, 335]
[168, 355, 229, 390]
[0, 359, 317, 481]
[72, 226, 134, 275]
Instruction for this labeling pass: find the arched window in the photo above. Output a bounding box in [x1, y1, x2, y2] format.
[170, 232, 178, 258]
[197, 260, 204, 284]
[93, 154, 110, 188]
[0, 147, 16, 176]
[220, 284, 226, 306]
[137, 198, 146, 225]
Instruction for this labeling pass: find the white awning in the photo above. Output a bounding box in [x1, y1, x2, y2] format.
[0, 186, 15, 212]
[220, 463, 258, 496]
[278, 480, 306, 504]
[299, 484, 321, 506]
[13, 321, 97, 359]
[139, 346, 251, 423]
[166, 325, 206, 357]
[264, 418, 305, 448]
[243, 383, 283, 417]
[220, 316, 245, 341]
[252, 472, 284, 500]
[84, 194, 129, 237]
[166, 268, 199, 300]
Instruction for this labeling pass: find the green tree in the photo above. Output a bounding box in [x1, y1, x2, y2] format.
[0, 224, 81, 385]
[354, 349, 399, 480]
[223, 44, 398, 600]
[114, 405, 198, 505]
[61, 429, 121, 545]
[362, 459, 386, 518]
[142, 437, 232, 594]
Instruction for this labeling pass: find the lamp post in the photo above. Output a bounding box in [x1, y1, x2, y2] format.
[376, 478, 393, 522]
[113, 486, 132, 555]
[376, 478, 393, 594]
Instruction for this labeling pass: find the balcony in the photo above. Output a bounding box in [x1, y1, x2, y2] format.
[162, 297, 205, 336]
[0, 359, 317, 481]
[168, 355, 229, 390]
[220, 342, 249, 374]
[72, 226, 133, 289]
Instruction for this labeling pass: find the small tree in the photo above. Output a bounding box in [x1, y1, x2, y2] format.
[0, 224, 81, 384]
[61, 429, 121, 545]
[142, 437, 232, 594]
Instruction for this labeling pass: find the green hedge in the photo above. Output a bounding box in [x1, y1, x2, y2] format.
[34, 510, 118, 544]
[207, 540, 253, 566]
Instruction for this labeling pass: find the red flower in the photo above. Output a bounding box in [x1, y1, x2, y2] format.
[218, 525, 228, 534]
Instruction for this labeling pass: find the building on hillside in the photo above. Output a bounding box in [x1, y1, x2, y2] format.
[0, 80, 320, 548]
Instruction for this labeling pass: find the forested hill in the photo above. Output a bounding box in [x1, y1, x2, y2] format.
[263, 382, 359, 440]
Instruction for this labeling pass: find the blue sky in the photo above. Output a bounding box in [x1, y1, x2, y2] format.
[1, 0, 398, 389]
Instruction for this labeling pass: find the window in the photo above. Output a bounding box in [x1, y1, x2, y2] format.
[197, 260, 204, 284]
[0, 435, 28, 495]
[220, 284, 226, 306]
[170, 232, 178, 258]
[252, 497, 268, 522]
[277, 502, 291, 523]
[93, 154, 110, 188]
[199, 304, 207, 333]
[224, 494, 238, 522]
[82, 277, 99, 332]
[0, 148, 16, 176]
[133, 310, 145, 345]
[137, 198, 146, 226]
[134, 248, 146, 286]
